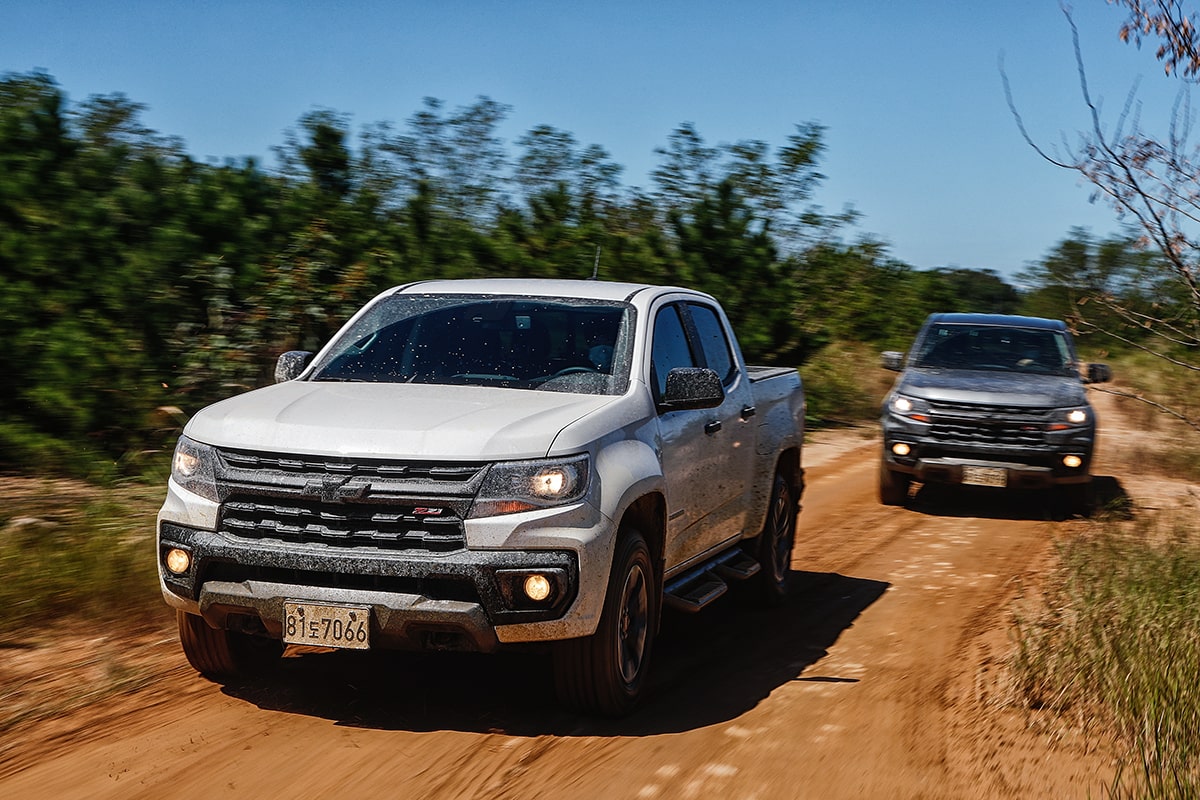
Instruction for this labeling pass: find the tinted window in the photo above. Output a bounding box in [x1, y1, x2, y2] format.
[651, 305, 696, 397]
[911, 323, 1075, 376]
[688, 303, 735, 384]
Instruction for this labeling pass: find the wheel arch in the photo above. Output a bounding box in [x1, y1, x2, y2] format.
[619, 492, 666, 626]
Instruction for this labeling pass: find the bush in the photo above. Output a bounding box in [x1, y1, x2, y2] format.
[800, 341, 888, 425]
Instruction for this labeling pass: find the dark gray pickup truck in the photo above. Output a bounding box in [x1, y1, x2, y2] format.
[879, 313, 1111, 508]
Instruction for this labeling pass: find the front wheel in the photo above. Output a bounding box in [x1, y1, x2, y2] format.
[879, 459, 911, 506]
[177, 611, 283, 680]
[554, 529, 657, 717]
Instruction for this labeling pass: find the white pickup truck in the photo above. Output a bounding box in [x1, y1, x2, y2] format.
[157, 278, 805, 715]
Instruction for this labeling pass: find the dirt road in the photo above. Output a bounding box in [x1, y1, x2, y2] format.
[4, 398, 1161, 799]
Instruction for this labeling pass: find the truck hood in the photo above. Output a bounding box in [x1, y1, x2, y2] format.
[897, 368, 1088, 408]
[184, 382, 618, 460]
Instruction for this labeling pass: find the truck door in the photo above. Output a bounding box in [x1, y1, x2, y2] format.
[653, 302, 755, 569]
[684, 301, 756, 550]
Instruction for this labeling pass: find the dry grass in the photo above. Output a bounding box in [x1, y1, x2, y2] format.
[0, 476, 166, 641]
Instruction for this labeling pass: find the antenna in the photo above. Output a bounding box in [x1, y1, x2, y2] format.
[589, 246, 601, 280]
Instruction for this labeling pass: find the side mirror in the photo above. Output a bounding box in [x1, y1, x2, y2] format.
[881, 351, 905, 372]
[1085, 363, 1112, 384]
[275, 350, 314, 383]
[659, 367, 725, 412]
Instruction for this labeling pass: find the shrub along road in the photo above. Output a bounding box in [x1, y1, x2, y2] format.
[3, 391, 1191, 799]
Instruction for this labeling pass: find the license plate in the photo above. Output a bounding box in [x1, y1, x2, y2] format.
[283, 602, 370, 649]
[961, 465, 1007, 487]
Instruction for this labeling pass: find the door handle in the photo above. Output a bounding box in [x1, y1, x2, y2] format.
[741, 405, 756, 420]
[705, 420, 723, 435]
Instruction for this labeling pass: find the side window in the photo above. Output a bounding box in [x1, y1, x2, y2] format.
[687, 303, 735, 385]
[651, 304, 697, 397]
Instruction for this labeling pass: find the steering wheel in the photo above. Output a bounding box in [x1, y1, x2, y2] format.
[550, 366, 599, 377]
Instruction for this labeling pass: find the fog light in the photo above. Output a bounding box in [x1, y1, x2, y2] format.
[1063, 455, 1083, 469]
[165, 548, 191, 575]
[892, 442, 911, 457]
[523, 574, 552, 602]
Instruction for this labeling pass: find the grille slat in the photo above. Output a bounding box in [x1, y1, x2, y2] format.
[925, 400, 1051, 448]
[219, 450, 485, 483]
[214, 448, 483, 553]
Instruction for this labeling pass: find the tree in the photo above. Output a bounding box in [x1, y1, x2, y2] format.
[1005, 1, 1200, 430]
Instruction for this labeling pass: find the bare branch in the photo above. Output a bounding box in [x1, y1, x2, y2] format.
[1091, 385, 1200, 431]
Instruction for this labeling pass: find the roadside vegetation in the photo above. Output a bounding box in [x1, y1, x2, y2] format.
[1009, 352, 1200, 800]
[0, 478, 165, 641]
[1012, 506, 1200, 799]
[800, 341, 891, 426]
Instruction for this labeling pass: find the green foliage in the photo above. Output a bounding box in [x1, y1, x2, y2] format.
[0, 69, 1032, 471]
[1018, 228, 1179, 352]
[799, 341, 885, 424]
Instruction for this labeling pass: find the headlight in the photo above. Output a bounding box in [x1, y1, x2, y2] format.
[469, 455, 590, 518]
[171, 436, 219, 502]
[889, 394, 930, 422]
[1047, 407, 1091, 431]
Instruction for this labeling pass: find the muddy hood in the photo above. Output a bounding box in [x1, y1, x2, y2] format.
[897, 368, 1088, 408]
[184, 381, 618, 460]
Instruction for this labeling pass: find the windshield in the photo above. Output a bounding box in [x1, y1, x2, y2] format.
[308, 293, 635, 395]
[909, 323, 1077, 377]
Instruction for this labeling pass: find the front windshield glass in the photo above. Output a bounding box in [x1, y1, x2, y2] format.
[909, 323, 1076, 376]
[308, 293, 634, 395]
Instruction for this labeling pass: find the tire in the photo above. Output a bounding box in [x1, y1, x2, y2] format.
[553, 529, 657, 717]
[754, 472, 797, 606]
[177, 611, 283, 680]
[879, 459, 911, 506]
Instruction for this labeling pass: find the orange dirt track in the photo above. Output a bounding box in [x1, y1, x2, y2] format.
[5, 391, 1181, 799]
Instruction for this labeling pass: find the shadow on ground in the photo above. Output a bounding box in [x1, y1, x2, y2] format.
[907, 475, 1131, 521]
[220, 570, 888, 737]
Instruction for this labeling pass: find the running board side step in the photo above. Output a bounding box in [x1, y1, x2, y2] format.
[663, 547, 761, 613]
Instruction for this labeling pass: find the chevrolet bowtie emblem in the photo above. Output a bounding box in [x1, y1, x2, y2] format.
[302, 476, 370, 503]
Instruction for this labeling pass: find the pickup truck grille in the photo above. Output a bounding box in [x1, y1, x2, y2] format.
[221, 498, 468, 551]
[213, 447, 487, 553]
[926, 401, 1049, 448]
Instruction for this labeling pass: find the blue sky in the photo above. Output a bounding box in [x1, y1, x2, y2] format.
[2, 0, 1190, 278]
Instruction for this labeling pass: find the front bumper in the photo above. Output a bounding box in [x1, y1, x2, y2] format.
[881, 414, 1095, 488]
[883, 454, 1091, 488]
[159, 522, 581, 653]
